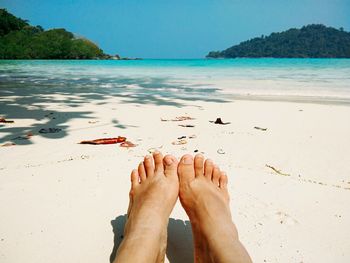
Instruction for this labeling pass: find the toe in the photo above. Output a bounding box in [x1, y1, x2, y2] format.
[204, 159, 214, 180]
[131, 169, 140, 188]
[153, 151, 164, 173]
[163, 155, 178, 178]
[178, 154, 195, 184]
[144, 155, 155, 177]
[138, 162, 146, 181]
[219, 171, 228, 189]
[212, 165, 221, 186]
[194, 154, 204, 177]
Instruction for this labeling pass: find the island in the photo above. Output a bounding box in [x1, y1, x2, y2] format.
[206, 24, 350, 58]
[0, 9, 139, 60]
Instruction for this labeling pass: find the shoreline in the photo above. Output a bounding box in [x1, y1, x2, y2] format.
[227, 93, 350, 106]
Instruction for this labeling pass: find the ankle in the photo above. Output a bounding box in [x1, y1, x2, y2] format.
[191, 214, 239, 243]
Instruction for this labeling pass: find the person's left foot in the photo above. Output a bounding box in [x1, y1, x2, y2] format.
[115, 152, 179, 263]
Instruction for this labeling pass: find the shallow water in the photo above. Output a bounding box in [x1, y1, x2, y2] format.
[1, 59, 350, 102]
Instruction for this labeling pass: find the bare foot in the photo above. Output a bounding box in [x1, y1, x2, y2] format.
[114, 152, 179, 263]
[178, 154, 252, 263]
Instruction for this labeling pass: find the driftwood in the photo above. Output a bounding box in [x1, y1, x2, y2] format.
[161, 116, 195, 122]
[266, 164, 290, 176]
[178, 124, 195, 128]
[254, 126, 267, 131]
[0, 118, 14, 123]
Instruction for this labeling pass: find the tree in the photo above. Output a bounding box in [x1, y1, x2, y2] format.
[206, 24, 350, 58]
[0, 9, 107, 59]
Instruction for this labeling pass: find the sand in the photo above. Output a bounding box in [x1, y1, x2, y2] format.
[1, 95, 350, 263]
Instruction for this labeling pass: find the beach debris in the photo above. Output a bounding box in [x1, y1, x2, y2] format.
[80, 136, 126, 145]
[39, 128, 62, 134]
[147, 146, 163, 153]
[179, 124, 195, 128]
[88, 120, 99, 124]
[57, 157, 74, 163]
[194, 149, 199, 153]
[1, 142, 16, 147]
[178, 136, 186, 139]
[210, 118, 230, 125]
[161, 116, 195, 122]
[147, 148, 157, 153]
[189, 134, 197, 139]
[0, 118, 14, 123]
[172, 139, 187, 145]
[12, 132, 33, 140]
[266, 164, 290, 176]
[254, 126, 267, 131]
[120, 141, 137, 148]
[44, 113, 55, 118]
[217, 148, 225, 154]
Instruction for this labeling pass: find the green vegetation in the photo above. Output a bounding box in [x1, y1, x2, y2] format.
[207, 25, 350, 58]
[0, 9, 106, 59]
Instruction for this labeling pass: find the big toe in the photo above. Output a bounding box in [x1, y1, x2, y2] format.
[178, 154, 195, 184]
[163, 155, 178, 179]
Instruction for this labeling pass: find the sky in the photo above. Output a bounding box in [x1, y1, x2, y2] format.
[1, 0, 349, 58]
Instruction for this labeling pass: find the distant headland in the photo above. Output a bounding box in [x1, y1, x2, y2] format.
[0, 9, 139, 60]
[207, 24, 350, 58]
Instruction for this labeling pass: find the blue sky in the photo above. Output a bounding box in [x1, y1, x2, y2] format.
[1, 0, 349, 58]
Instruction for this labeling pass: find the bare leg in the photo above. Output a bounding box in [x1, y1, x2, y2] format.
[114, 152, 179, 263]
[178, 154, 252, 263]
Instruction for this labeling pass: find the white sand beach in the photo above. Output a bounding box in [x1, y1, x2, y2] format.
[1, 94, 350, 262]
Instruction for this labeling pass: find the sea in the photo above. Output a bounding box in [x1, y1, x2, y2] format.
[1, 59, 350, 104]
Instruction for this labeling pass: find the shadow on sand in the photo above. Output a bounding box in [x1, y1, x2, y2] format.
[0, 73, 228, 145]
[110, 215, 194, 263]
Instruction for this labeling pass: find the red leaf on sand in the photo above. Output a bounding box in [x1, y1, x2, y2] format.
[80, 136, 126, 145]
[120, 141, 137, 148]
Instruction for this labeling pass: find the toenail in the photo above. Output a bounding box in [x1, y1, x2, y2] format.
[145, 155, 151, 160]
[164, 157, 173, 165]
[153, 151, 160, 155]
[183, 156, 193, 164]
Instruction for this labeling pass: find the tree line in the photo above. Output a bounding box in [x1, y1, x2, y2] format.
[0, 9, 106, 59]
[207, 24, 350, 58]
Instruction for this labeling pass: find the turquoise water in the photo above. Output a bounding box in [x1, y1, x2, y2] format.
[1, 59, 350, 101]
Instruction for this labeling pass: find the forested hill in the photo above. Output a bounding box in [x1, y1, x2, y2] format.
[0, 9, 106, 59]
[207, 25, 350, 58]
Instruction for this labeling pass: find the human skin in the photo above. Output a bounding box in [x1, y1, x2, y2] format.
[114, 152, 252, 263]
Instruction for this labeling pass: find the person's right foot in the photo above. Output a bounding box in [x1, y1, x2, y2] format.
[178, 154, 252, 263]
[115, 152, 179, 263]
